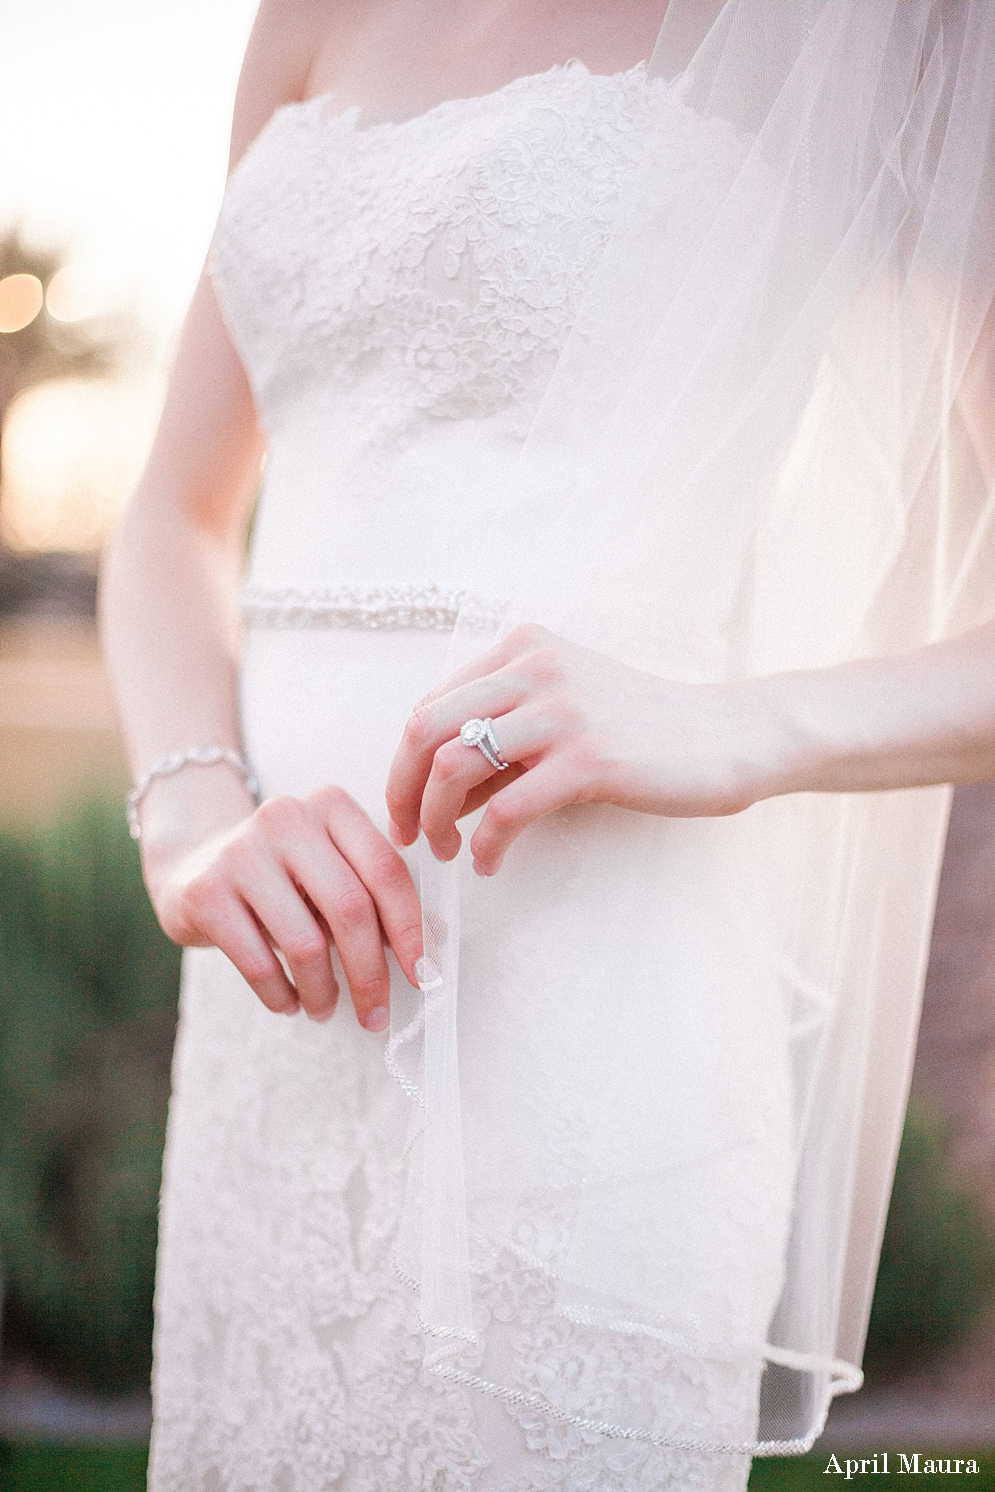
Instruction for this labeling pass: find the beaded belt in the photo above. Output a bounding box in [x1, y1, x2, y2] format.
[240, 584, 505, 634]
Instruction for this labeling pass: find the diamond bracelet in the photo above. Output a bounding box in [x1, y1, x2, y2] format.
[126, 745, 261, 840]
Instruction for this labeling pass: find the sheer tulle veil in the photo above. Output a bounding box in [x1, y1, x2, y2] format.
[385, 1, 995, 1455]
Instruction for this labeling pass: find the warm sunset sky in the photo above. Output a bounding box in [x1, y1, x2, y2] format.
[0, 0, 258, 548]
[0, 0, 258, 328]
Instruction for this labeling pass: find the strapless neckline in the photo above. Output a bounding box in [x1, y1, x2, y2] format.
[273, 57, 649, 141]
[207, 47, 746, 599]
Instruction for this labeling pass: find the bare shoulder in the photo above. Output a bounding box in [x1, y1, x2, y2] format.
[228, 0, 374, 169]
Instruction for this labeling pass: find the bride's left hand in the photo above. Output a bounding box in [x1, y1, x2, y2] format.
[386, 624, 780, 875]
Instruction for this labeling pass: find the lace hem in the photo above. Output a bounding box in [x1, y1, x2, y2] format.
[240, 583, 506, 634]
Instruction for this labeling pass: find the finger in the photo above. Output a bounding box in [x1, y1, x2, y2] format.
[229, 859, 340, 1022]
[419, 711, 545, 860]
[469, 759, 581, 877]
[457, 762, 528, 820]
[311, 866, 392, 1033]
[271, 809, 390, 1033]
[256, 793, 396, 1032]
[311, 787, 424, 986]
[191, 885, 301, 1015]
[386, 670, 526, 846]
[417, 735, 498, 860]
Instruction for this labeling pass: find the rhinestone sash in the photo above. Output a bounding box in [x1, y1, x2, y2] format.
[240, 584, 505, 634]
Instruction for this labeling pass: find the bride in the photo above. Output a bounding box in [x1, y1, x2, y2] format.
[101, 1, 995, 1488]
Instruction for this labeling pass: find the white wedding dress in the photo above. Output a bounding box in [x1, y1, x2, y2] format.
[149, 62, 794, 1492]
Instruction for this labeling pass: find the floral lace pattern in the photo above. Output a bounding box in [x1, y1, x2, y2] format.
[210, 63, 666, 442]
[151, 952, 758, 1492]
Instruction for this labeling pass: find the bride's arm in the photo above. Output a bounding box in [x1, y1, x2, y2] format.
[101, 273, 261, 847]
[388, 307, 995, 876]
[384, 616, 995, 877]
[102, 271, 422, 1032]
[101, 0, 423, 1030]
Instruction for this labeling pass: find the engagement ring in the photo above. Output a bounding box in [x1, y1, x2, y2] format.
[459, 717, 509, 771]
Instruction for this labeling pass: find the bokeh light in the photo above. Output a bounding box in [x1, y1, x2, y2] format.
[0, 272, 43, 333]
[0, 0, 257, 555]
[1, 376, 162, 551]
[0, 0, 257, 333]
[45, 262, 118, 324]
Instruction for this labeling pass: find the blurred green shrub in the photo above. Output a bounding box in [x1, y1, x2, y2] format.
[0, 799, 992, 1397]
[864, 1102, 995, 1376]
[0, 1440, 150, 1491]
[0, 801, 180, 1393]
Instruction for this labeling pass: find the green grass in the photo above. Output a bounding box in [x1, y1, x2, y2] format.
[0, 1445, 991, 1491]
[0, 1441, 148, 1492]
[749, 1452, 995, 1489]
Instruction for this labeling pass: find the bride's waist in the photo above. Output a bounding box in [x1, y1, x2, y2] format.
[246, 414, 529, 600]
[239, 625, 452, 810]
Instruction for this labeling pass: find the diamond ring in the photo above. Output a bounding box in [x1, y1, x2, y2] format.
[459, 717, 509, 771]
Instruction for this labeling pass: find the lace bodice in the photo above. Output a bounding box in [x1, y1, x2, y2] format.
[213, 63, 662, 435]
[209, 62, 742, 610]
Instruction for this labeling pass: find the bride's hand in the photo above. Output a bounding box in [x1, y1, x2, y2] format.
[145, 784, 424, 1030]
[386, 624, 779, 875]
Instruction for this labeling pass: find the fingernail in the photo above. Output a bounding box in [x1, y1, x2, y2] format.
[388, 819, 403, 846]
[413, 955, 442, 990]
[472, 858, 490, 877]
[365, 1005, 390, 1034]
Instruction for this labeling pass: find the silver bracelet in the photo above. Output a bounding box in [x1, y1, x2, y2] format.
[126, 745, 261, 840]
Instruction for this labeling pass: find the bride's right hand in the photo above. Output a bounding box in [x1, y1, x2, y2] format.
[142, 781, 424, 1031]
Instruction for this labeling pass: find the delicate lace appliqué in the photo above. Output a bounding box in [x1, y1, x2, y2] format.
[211, 64, 669, 442]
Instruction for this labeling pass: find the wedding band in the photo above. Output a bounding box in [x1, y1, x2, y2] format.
[459, 717, 509, 771]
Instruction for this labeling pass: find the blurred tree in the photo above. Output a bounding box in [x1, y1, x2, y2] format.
[0, 227, 138, 612]
[0, 228, 123, 522]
